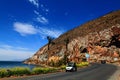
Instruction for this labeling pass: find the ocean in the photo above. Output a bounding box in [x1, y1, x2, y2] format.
[0, 61, 35, 69]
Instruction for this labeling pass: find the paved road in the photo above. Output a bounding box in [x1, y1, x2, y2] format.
[7, 63, 117, 80]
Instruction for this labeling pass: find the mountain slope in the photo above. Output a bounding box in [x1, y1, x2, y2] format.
[24, 10, 120, 66]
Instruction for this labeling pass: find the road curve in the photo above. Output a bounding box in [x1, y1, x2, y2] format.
[7, 63, 117, 80]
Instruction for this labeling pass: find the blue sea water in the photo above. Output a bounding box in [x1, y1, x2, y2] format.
[0, 61, 35, 69]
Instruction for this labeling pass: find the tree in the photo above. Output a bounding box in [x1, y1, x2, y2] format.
[64, 38, 69, 50]
[47, 36, 54, 50]
[64, 38, 69, 64]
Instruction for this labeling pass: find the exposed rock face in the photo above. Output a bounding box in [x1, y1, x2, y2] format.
[24, 10, 120, 66]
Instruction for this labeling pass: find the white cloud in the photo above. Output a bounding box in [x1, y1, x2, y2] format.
[13, 22, 38, 36]
[28, 0, 49, 24]
[28, 0, 39, 8]
[38, 27, 64, 38]
[34, 10, 39, 15]
[13, 22, 64, 38]
[36, 16, 48, 24]
[0, 45, 34, 61]
[0, 44, 29, 51]
[45, 9, 49, 12]
[34, 10, 48, 24]
[40, 4, 49, 13]
[16, 47, 29, 51]
[0, 45, 13, 49]
[40, 4, 44, 8]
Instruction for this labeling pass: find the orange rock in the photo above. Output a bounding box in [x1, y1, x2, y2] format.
[113, 51, 119, 58]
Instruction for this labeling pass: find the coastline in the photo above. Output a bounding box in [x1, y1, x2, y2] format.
[0, 62, 89, 79]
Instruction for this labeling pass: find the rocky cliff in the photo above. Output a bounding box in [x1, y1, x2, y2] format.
[24, 10, 120, 66]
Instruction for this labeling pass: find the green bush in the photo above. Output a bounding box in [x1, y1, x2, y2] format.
[0, 67, 58, 78]
[10, 67, 31, 76]
[49, 68, 57, 73]
[32, 67, 43, 74]
[0, 62, 89, 78]
[60, 65, 66, 70]
[42, 68, 56, 73]
[0, 69, 9, 78]
[76, 62, 89, 67]
[32, 67, 57, 74]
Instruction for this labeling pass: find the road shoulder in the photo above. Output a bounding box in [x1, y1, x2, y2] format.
[108, 66, 120, 80]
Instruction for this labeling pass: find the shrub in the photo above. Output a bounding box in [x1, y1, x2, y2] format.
[0, 67, 58, 78]
[49, 68, 57, 73]
[32, 67, 57, 74]
[32, 67, 43, 74]
[42, 68, 56, 73]
[0, 69, 8, 78]
[76, 62, 89, 67]
[0, 62, 89, 78]
[10, 67, 31, 76]
[60, 65, 66, 70]
[0, 67, 31, 78]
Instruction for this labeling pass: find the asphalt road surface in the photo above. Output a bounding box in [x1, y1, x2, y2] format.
[7, 63, 117, 80]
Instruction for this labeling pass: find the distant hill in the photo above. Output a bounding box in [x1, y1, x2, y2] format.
[24, 10, 120, 66]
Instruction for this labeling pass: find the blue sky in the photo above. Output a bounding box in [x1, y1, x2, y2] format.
[0, 0, 120, 61]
